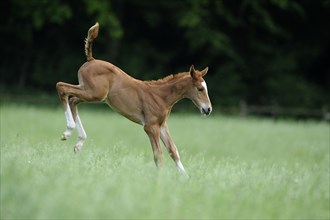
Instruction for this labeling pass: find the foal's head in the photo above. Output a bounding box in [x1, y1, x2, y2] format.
[186, 65, 212, 115]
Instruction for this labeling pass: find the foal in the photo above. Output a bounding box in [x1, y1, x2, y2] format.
[56, 23, 212, 173]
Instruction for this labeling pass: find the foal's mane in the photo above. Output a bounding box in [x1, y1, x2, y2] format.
[146, 72, 189, 85]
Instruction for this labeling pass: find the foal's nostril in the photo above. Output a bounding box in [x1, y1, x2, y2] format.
[202, 107, 211, 115]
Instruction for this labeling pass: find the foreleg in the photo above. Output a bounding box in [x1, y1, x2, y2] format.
[160, 123, 186, 173]
[144, 124, 163, 168]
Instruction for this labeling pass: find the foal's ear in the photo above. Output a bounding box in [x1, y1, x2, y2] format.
[189, 65, 198, 79]
[201, 67, 209, 77]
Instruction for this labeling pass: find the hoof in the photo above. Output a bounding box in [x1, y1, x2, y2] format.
[61, 134, 67, 141]
[61, 129, 73, 141]
[181, 171, 190, 179]
[73, 145, 81, 153]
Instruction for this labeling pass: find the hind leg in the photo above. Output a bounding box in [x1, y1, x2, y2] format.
[56, 82, 78, 140]
[62, 100, 76, 140]
[69, 96, 87, 152]
[56, 81, 107, 150]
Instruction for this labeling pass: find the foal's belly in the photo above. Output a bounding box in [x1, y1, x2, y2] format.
[105, 91, 145, 125]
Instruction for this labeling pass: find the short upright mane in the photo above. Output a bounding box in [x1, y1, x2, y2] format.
[146, 72, 188, 85]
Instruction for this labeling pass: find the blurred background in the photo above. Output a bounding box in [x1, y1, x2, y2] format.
[1, 0, 329, 119]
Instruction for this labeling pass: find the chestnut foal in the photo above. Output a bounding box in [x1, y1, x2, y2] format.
[56, 23, 212, 173]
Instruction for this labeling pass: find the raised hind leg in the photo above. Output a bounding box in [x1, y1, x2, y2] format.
[69, 96, 87, 152]
[56, 82, 78, 140]
[160, 123, 186, 173]
[56, 81, 107, 151]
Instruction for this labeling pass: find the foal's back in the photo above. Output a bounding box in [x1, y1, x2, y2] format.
[79, 59, 147, 124]
[78, 60, 133, 86]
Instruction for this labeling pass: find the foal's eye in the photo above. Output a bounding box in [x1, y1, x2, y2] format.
[197, 87, 204, 92]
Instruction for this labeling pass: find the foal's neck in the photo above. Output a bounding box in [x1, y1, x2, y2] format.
[156, 74, 191, 108]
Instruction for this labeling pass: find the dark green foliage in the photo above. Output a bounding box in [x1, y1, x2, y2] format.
[1, 0, 329, 108]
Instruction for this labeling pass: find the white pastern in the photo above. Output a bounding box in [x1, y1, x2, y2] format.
[176, 160, 186, 173]
[75, 115, 87, 151]
[62, 103, 76, 140]
[75, 115, 87, 140]
[65, 103, 76, 129]
[73, 115, 87, 152]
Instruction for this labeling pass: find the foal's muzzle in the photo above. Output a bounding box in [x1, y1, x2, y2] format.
[201, 106, 212, 116]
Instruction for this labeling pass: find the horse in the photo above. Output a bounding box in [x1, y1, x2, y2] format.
[56, 23, 212, 173]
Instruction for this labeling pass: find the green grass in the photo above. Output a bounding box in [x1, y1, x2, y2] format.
[1, 104, 329, 219]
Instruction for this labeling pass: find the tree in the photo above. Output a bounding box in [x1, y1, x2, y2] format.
[1, 0, 329, 109]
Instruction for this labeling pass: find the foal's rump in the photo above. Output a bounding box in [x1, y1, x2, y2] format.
[76, 60, 119, 102]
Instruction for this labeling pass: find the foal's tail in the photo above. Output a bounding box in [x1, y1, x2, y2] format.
[85, 22, 99, 61]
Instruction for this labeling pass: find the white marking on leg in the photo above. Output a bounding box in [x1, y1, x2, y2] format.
[176, 158, 186, 173]
[65, 109, 75, 129]
[176, 160, 186, 174]
[62, 102, 76, 140]
[160, 125, 187, 175]
[74, 114, 87, 152]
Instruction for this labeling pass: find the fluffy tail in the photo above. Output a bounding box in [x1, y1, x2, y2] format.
[85, 22, 99, 61]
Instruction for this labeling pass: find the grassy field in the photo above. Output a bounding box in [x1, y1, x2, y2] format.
[1, 104, 329, 219]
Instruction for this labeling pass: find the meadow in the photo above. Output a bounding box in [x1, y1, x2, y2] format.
[1, 104, 329, 219]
